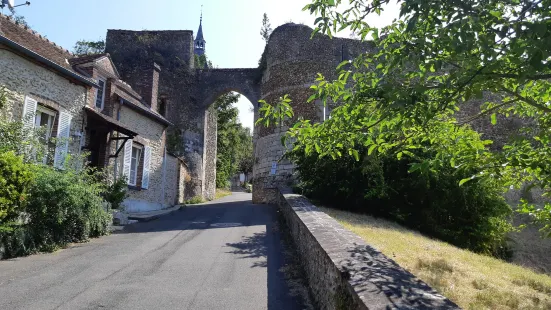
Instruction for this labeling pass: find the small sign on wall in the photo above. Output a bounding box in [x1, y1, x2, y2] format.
[270, 162, 277, 175]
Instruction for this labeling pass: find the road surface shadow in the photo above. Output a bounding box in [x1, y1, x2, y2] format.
[118, 197, 313, 309]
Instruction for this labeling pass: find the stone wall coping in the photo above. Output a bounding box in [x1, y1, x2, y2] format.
[277, 187, 460, 309]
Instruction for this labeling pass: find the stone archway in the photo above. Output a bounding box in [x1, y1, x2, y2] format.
[195, 68, 261, 110]
[195, 69, 261, 200]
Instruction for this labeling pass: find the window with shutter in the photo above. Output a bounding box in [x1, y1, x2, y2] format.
[53, 111, 72, 169]
[34, 106, 56, 164]
[142, 146, 151, 189]
[22, 96, 37, 129]
[129, 145, 142, 186]
[95, 78, 106, 110]
[122, 139, 133, 184]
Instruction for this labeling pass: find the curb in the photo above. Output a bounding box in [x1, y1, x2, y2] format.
[127, 205, 186, 222]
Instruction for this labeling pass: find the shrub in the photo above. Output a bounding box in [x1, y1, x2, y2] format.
[1, 164, 111, 259]
[289, 145, 513, 258]
[185, 196, 205, 204]
[103, 175, 129, 210]
[0, 151, 34, 228]
[25, 165, 111, 248]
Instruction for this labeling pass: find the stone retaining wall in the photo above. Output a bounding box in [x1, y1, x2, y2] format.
[276, 187, 460, 310]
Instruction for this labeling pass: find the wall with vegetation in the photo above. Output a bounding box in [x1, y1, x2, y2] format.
[276, 187, 459, 310]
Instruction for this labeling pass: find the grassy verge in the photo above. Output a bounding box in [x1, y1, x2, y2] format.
[215, 189, 232, 200]
[319, 207, 551, 310]
[184, 196, 205, 205]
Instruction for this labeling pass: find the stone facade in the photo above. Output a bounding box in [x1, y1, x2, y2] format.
[1, 15, 187, 214]
[105, 30, 209, 199]
[164, 154, 187, 206]
[105, 30, 264, 201]
[203, 106, 217, 200]
[114, 105, 168, 212]
[0, 47, 88, 162]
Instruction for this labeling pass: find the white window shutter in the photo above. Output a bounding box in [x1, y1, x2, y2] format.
[142, 146, 151, 189]
[122, 139, 133, 184]
[22, 96, 37, 129]
[53, 111, 72, 169]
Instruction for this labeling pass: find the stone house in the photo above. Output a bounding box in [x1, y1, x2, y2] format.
[0, 14, 96, 168]
[0, 14, 186, 212]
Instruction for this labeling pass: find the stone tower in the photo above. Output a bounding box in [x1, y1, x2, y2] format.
[194, 11, 206, 56]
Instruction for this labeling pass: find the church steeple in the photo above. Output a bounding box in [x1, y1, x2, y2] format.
[194, 7, 206, 56]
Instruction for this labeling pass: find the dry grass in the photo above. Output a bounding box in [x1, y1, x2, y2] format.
[319, 207, 551, 310]
[215, 189, 232, 200]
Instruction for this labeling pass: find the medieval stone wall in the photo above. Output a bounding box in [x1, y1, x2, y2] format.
[106, 30, 212, 199]
[252, 24, 374, 203]
[164, 154, 181, 206]
[203, 106, 217, 200]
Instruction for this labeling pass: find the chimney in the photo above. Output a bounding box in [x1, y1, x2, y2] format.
[142, 62, 161, 112]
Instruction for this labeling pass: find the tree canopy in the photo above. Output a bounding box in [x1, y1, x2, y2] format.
[258, 0, 551, 236]
[260, 13, 273, 43]
[73, 39, 105, 55]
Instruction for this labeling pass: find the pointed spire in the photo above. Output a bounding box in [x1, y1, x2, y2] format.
[194, 5, 206, 56]
[196, 5, 205, 41]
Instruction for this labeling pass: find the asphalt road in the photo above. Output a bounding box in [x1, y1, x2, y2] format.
[0, 192, 309, 310]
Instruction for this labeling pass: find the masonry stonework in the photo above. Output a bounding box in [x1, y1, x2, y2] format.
[0, 48, 87, 158]
[253, 24, 375, 203]
[102, 22, 522, 204]
[114, 105, 167, 212]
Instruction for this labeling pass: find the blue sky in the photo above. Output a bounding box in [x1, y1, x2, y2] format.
[4, 0, 398, 129]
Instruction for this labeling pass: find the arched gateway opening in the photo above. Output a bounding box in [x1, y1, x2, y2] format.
[196, 69, 260, 198]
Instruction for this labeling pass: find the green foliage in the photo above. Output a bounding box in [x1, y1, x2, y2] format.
[195, 54, 212, 69]
[255, 0, 551, 236]
[25, 165, 110, 246]
[0, 115, 111, 258]
[242, 182, 253, 193]
[260, 13, 273, 43]
[185, 196, 205, 205]
[0, 87, 6, 109]
[289, 134, 513, 257]
[1, 164, 111, 259]
[166, 129, 182, 155]
[73, 39, 105, 55]
[103, 175, 129, 210]
[0, 152, 34, 229]
[0, 116, 47, 163]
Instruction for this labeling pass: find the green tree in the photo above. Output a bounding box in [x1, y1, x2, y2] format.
[260, 13, 273, 43]
[73, 39, 105, 55]
[258, 0, 551, 236]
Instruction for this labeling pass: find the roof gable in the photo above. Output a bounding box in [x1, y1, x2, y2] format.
[0, 14, 95, 86]
[69, 53, 121, 79]
[0, 14, 73, 70]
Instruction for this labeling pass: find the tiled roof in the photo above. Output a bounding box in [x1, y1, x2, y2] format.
[0, 13, 73, 70]
[68, 53, 108, 66]
[0, 13, 96, 87]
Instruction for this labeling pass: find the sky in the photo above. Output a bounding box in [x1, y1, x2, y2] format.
[3, 0, 399, 129]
